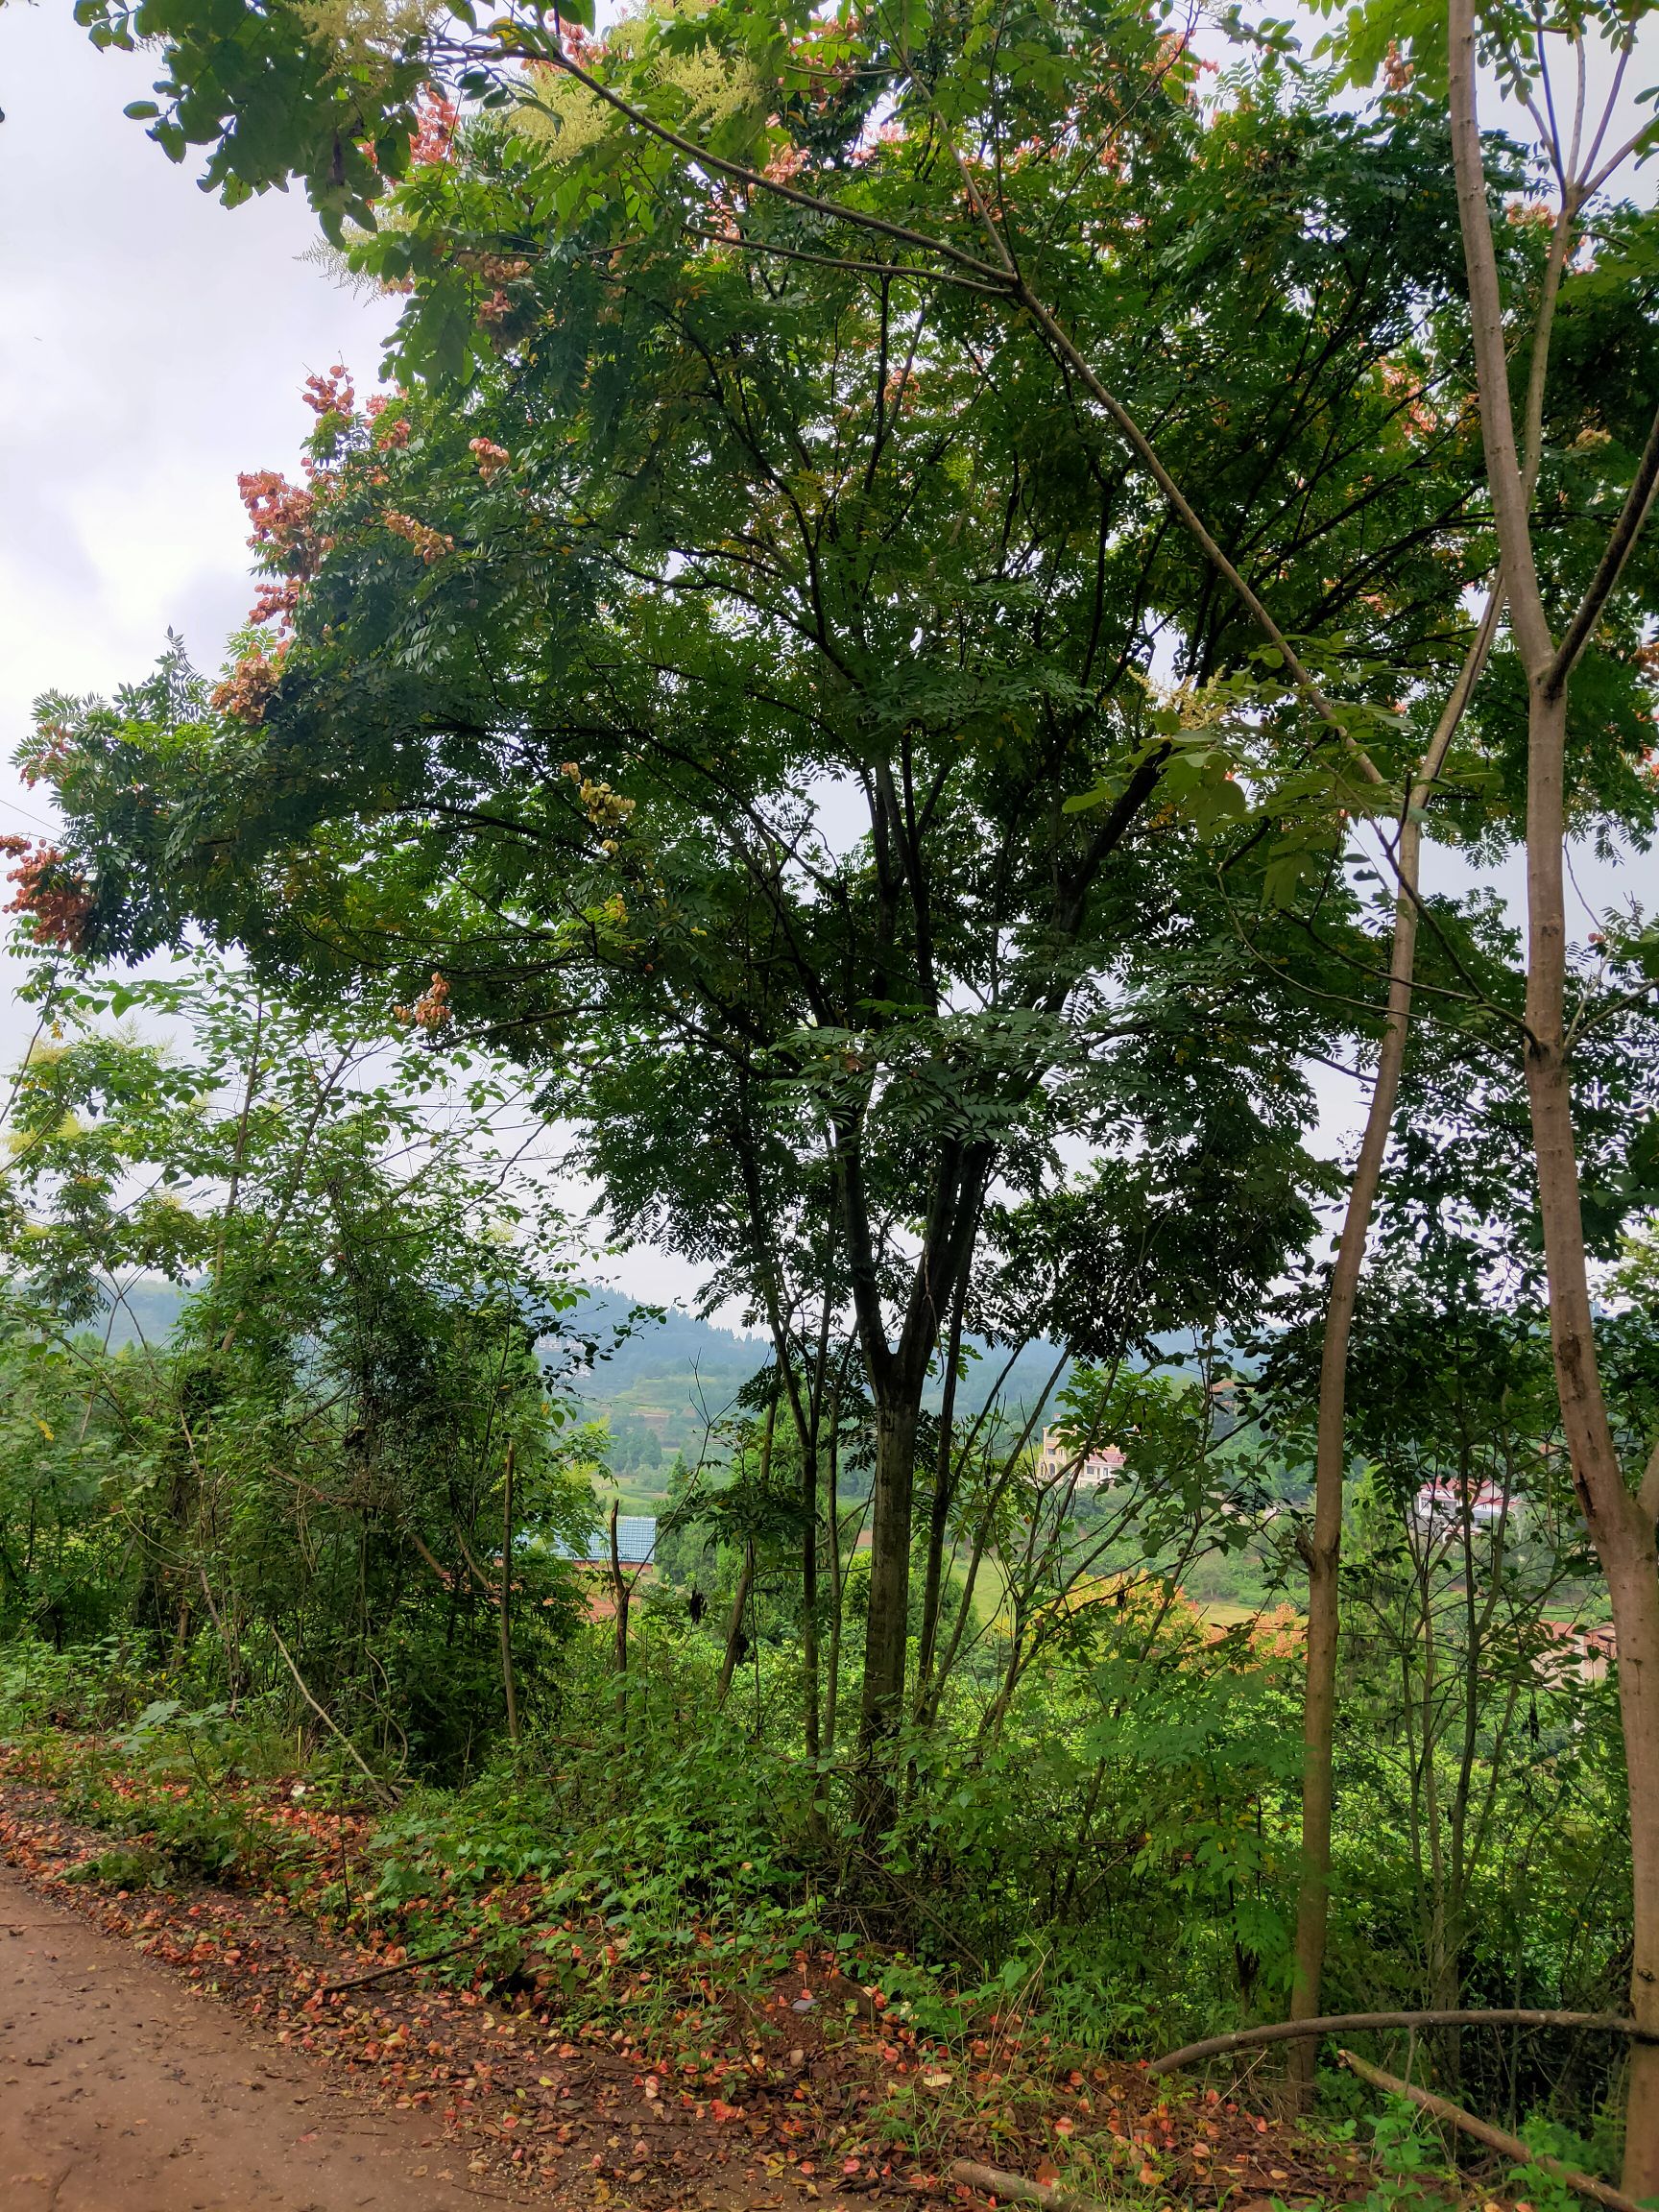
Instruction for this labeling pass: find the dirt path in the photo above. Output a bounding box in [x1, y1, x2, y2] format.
[0, 1857, 516, 2212]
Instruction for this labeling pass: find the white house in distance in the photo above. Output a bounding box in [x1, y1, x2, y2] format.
[1036, 1428, 1126, 1490]
[1411, 1477, 1511, 1533]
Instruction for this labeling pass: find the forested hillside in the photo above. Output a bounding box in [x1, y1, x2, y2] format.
[3, 0, 1659, 2203]
[90, 1277, 1071, 1468]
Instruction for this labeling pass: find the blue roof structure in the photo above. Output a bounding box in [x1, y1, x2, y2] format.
[551, 1516, 657, 1567]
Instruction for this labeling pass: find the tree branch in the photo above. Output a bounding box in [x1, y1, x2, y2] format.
[1148, 2007, 1639, 2077]
[500, 31, 1384, 777]
[1337, 2048, 1647, 2212]
[1547, 398, 1659, 698]
[270, 1623, 398, 1808]
[1448, 0, 1554, 675]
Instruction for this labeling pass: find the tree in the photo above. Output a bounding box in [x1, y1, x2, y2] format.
[1428, 3, 1659, 2182]
[17, 46, 1496, 1808]
[1261, 970, 1659, 2098]
[0, 952, 601, 1769]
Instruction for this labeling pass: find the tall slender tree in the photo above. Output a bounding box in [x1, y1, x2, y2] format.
[1448, 44, 1659, 2195]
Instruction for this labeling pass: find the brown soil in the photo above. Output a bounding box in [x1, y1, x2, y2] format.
[0, 1855, 513, 2211]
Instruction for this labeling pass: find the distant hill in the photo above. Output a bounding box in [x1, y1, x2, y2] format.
[565, 1290, 1219, 1421]
[561, 1289, 1077, 1470]
[569, 1291, 763, 1397]
[89, 1278, 189, 1351]
[32, 1275, 1214, 1476]
[557, 1291, 773, 1465]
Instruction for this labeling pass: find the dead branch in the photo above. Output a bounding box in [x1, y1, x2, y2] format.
[315, 1929, 486, 1998]
[949, 2159, 1105, 2212]
[1148, 2007, 1638, 2076]
[269, 1624, 398, 1809]
[1338, 2049, 1643, 2212]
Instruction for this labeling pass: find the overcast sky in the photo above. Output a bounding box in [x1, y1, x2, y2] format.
[0, 2, 1651, 1310]
[0, 8, 715, 1303]
[0, 13, 396, 734]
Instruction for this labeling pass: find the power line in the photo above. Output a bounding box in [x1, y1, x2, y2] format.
[0, 792, 60, 835]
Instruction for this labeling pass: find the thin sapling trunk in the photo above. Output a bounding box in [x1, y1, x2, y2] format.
[498, 1441, 519, 1745]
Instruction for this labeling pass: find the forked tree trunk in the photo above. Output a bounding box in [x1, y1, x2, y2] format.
[1287, 6, 1575, 2080]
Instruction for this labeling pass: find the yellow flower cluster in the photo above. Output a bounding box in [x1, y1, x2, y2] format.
[512, 1, 762, 164]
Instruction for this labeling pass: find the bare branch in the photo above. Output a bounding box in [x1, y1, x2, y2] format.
[1547, 399, 1659, 698]
[1337, 2048, 1647, 2212]
[1149, 2006, 1639, 2077]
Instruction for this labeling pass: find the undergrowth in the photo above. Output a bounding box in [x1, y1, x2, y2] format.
[0, 1636, 1623, 2212]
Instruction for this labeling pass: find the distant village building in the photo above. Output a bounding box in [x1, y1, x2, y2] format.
[1035, 1429, 1126, 1490]
[1536, 1619, 1616, 1686]
[548, 1516, 658, 1623]
[553, 1516, 658, 1567]
[1411, 1478, 1510, 1533]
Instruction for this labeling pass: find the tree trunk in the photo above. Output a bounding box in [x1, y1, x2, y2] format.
[1600, 1524, 1659, 2192]
[858, 1390, 922, 1795]
[802, 1428, 822, 1766]
[609, 1497, 630, 1718]
[801, 1401, 828, 1843]
[801, 1330, 831, 1778]
[731, 1107, 827, 1770]
[718, 1538, 756, 1706]
[915, 1281, 967, 1718]
[1522, 689, 1659, 2184]
[1523, 899, 1659, 2186]
[498, 1442, 519, 1745]
[825, 1385, 843, 1759]
[1286, 547, 1503, 2096]
[719, 1393, 775, 1710]
[1420, 1573, 1454, 2068]
[1287, 811, 1424, 2099]
[1447, 9, 1659, 2173]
